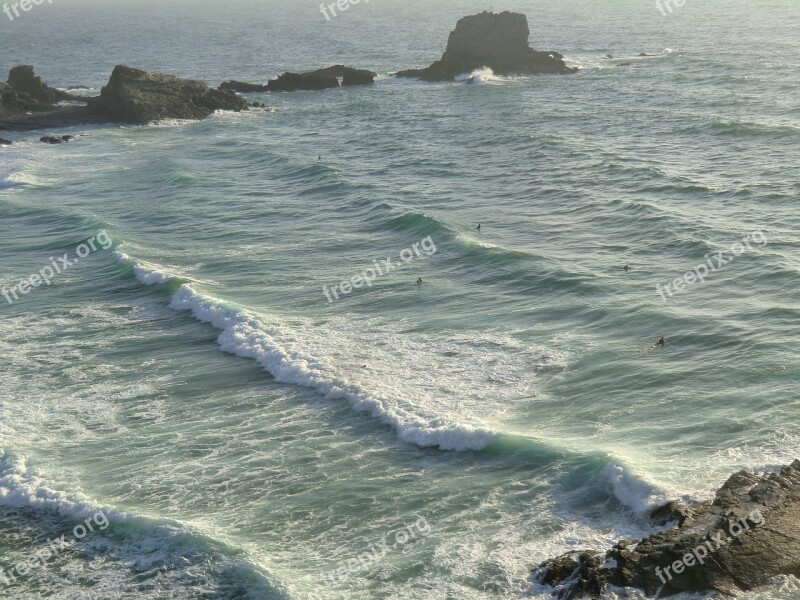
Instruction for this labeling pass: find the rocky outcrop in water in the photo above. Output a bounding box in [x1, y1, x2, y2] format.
[8, 65, 74, 103]
[395, 11, 576, 81]
[308, 65, 376, 86]
[40, 135, 73, 144]
[258, 65, 377, 92]
[0, 65, 73, 122]
[219, 80, 270, 93]
[87, 65, 250, 123]
[0, 137, 11, 145]
[534, 460, 800, 598]
[266, 71, 339, 92]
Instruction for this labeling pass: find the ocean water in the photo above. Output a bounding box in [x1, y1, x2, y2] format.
[1, 0, 799, 598]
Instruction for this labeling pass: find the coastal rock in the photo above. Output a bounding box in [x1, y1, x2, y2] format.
[533, 460, 800, 598]
[87, 65, 249, 123]
[40, 135, 73, 144]
[0, 137, 11, 145]
[307, 65, 376, 86]
[265, 72, 340, 92]
[395, 11, 576, 81]
[0, 79, 56, 120]
[219, 80, 270, 93]
[7, 66, 74, 103]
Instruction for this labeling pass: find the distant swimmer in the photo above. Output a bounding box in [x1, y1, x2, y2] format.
[624, 264, 630, 271]
[476, 224, 481, 232]
[318, 155, 321, 160]
[657, 336, 667, 346]
[416, 277, 423, 284]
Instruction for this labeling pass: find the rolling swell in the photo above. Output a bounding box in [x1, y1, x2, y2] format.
[112, 247, 501, 452]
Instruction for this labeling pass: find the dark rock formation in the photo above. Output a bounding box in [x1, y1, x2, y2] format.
[228, 65, 376, 94]
[307, 65, 376, 86]
[67, 85, 90, 91]
[0, 66, 84, 126]
[395, 11, 576, 81]
[40, 135, 73, 144]
[534, 461, 800, 598]
[219, 80, 270, 93]
[265, 72, 340, 92]
[88, 65, 249, 123]
[0, 137, 11, 145]
[7, 66, 74, 103]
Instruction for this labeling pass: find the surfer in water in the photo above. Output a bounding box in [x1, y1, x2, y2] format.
[476, 224, 481, 232]
[624, 264, 630, 271]
[657, 336, 667, 346]
[416, 277, 423, 284]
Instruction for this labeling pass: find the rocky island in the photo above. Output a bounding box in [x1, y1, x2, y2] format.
[534, 460, 800, 598]
[395, 11, 576, 81]
[1, 10, 573, 135]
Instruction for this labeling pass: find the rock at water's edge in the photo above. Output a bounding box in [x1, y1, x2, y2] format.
[219, 80, 270, 93]
[307, 65, 376, 86]
[88, 65, 249, 123]
[8, 65, 75, 103]
[0, 137, 11, 145]
[265, 72, 340, 92]
[395, 11, 576, 81]
[533, 460, 800, 598]
[40, 135, 74, 144]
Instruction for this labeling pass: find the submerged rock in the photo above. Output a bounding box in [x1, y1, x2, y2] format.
[307, 65, 376, 86]
[40, 135, 73, 144]
[395, 11, 576, 81]
[222, 66, 374, 93]
[88, 65, 249, 123]
[533, 460, 800, 598]
[265, 72, 340, 92]
[219, 80, 270, 93]
[0, 137, 11, 145]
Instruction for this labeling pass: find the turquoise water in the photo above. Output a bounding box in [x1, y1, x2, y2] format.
[1, 0, 800, 598]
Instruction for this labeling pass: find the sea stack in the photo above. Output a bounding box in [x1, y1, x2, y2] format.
[395, 11, 576, 81]
[87, 65, 250, 123]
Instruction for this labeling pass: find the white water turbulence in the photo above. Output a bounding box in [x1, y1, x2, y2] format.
[115, 249, 510, 451]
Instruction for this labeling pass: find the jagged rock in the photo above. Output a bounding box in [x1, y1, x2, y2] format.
[0, 137, 11, 145]
[40, 135, 73, 144]
[0, 79, 56, 119]
[219, 80, 270, 93]
[395, 11, 576, 81]
[265, 72, 339, 92]
[87, 65, 249, 123]
[533, 460, 800, 598]
[306, 65, 376, 86]
[7, 66, 74, 103]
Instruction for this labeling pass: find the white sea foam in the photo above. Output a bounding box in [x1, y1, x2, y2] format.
[114, 250, 508, 451]
[601, 463, 668, 516]
[454, 67, 517, 85]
